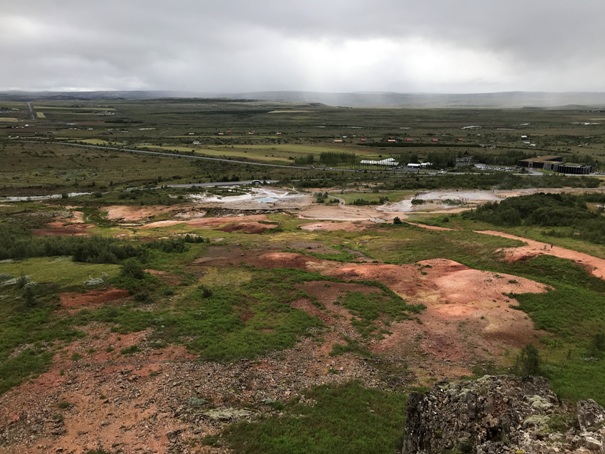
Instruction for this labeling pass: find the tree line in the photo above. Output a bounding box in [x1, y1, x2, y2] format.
[382, 173, 600, 191]
[463, 192, 605, 245]
[0, 225, 207, 264]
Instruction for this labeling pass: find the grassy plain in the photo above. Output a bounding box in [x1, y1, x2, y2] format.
[1, 98, 605, 452]
[4, 98, 605, 169]
[0, 257, 119, 288]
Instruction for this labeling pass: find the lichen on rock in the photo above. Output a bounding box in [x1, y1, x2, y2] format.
[402, 375, 605, 454]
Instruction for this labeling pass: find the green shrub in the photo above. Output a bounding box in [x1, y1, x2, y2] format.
[120, 258, 145, 280]
[57, 400, 72, 409]
[120, 345, 140, 355]
[198, 284, 213, 298]
[588, 333, 605, 358]
[223, 382, 407, 454]
[513, 344, 542, 377]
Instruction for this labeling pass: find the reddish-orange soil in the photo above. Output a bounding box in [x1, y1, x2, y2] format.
[195, 249, 549, 379]
[0, 318, 389, 453]
[0, 325, 204, 454]
[59, 288, 130, 312]
[369, 259, 547, 378]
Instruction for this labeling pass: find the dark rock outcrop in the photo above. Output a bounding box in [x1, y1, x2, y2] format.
[403, 375, 605, 454]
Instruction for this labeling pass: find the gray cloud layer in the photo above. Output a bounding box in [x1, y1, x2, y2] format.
[2, 1, 604, 93]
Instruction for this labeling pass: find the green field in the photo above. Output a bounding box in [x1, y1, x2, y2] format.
[4, 98, 602, 165]
[0, 257, 120, 288]
[34, 105, 117, 111]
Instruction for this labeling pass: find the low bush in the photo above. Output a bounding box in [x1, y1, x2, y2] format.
[223, 382, 407, 454]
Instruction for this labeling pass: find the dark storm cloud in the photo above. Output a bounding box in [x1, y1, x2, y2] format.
[2, 1, 604, 92]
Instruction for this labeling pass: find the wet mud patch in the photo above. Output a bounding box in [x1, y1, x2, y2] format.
[254, 252, 324, 270]
[300, 221, 369, 232]
[192, 245, 256, 268]
[32, 211, 93, 236]
[216, 221, 277, 234]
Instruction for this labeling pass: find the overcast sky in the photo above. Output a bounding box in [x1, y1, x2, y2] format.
[2, 1, 605, 93]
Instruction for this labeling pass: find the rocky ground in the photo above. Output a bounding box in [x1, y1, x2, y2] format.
[403, 375, 605, 454]
[0, 322, 398, 453]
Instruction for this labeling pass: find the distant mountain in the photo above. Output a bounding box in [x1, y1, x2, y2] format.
[0, 90, 184, 101]
[1, 90, 605, 108]
[230, 91, 605, 108]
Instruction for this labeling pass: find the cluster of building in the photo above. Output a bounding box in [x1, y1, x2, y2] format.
[356, 154, 594, 175]
[359, 157, 399, 166]
[358, 158, 437, 168]
[517, 155, 592, 175]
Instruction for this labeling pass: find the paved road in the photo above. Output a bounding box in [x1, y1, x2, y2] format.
[161, 180, 278, 188]
[56, 142, 432, 175]
[26, 102, 36, 121]
[51, 142, 556, 178]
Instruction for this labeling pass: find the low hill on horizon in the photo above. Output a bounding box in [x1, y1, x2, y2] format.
[1, 89, 605, 108]
[232, 90, 605, 108]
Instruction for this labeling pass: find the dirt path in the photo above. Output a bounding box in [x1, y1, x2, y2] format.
[405, 221, 455, 231]
[477, 230, 605, 279]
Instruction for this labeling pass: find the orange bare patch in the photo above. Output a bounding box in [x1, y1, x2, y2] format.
[60, 288, 130, 311]
[193, 249, 548, 374]
[0, 324, 198, 453]
[322, 258, 549, 376]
